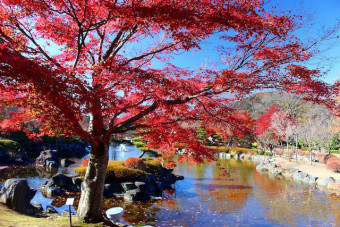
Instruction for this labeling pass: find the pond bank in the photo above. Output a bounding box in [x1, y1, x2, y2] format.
[249, 155, 340, 195]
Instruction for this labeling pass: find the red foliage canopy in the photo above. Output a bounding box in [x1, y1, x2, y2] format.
[0, 1, 334, 162]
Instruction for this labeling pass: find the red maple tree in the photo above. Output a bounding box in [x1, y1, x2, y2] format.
[0, 0, 335, 222]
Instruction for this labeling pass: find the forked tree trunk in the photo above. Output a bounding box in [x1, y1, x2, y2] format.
[77, 141, 109, 222]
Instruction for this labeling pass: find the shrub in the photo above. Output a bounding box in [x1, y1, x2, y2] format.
[298, 151, 305, 156]
[0, 139, 22, 150]
[275, 149, 284, 156]
[165, 161, 177, 168]
[80, 158, 89, 167]
[75, 160, 146, 182]
[284, 151, 293, 159]
[321, 154, 336, 164]
[214, 146, 258, 155]
[144, 160, 163, 174]
[124, 157, 146, 170]
[326, 158, 340, 173]
[330, 150, 340, 154]
[315, 153, 326, 162]
[264, 152, 273, 156]
[258, 150, 265, 155]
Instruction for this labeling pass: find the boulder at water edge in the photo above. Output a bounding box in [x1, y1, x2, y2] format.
[0, 178, 36, 212]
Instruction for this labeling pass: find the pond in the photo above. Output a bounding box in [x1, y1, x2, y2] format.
[2, 145, 340, 226]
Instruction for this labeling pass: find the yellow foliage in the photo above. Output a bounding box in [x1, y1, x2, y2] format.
[74, 159, 162, 182]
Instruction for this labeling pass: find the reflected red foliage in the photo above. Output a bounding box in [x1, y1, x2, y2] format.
[81, 158, 89, 167]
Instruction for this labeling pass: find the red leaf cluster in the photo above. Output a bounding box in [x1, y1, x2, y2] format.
[326, 157, 340, 173]
[124, 157, 145, 170]
[165, 161, 177, 168]
[81, 158, 89, 167]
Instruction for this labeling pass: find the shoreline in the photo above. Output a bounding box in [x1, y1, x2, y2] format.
[219, 153, 340, 195]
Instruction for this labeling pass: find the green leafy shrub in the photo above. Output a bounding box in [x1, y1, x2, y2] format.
[258, 150, 264, 155]
[330, 150, 340, 154]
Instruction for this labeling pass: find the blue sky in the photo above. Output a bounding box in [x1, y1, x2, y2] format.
[42, 0, 340, 85]
[165, 0, 340, 85]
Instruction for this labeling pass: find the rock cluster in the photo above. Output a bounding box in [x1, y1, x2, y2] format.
[40, 174, 82, 197]
[254, 156, 340, 194]
[40, 168, 184, 202]
[104, 168, 183, 202]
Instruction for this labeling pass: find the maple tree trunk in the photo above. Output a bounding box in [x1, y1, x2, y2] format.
[77, 141, 109, 223]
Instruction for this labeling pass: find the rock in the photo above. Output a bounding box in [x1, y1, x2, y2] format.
[256, 163, 268, 172]
[282, 171, 292, 179]
[62, 210, 75, 216]
[328, 182, 340, 192]
[176, 175, 184, 181]
[317, 177, 335, 187]
[134, 182, 147, 190]
[159, 172, 177, 187]
[289, 168, 300, 173]
[0, 179, 36, 212]
[293, 172, 308, 181]
[46, 187, 63, 197]
[52, 174, 73, 188]
[36, 150, 59, 168]
[104, 183, 124, 195]
[121, 182, 137, 192]
[30, 202, 43, 211]
[60, 159, 75, 167]
[267, 163, 277, 169]
[41, 174, 79, 197]
[307, 176, 318, 184]
[270, 168, 282, 175]
[46, 205, 58, 214]
[72, 177, 82, 186]
[124, 189, 142, 202]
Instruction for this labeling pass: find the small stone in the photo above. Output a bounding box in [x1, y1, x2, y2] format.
[317, 177, 335, 187]
[308, 176, 318, 184]
[328, 182, 340, 192]
[175, 175, 184, 181]
[121, 182, 137, 192]
[62, 210, 75, 216]
[30, 202, 43, 211]
[124, 189, 142, 202]
[289, 168, 300, 173]
[46, 205, 58, 214]
[72, 177, 82, 186]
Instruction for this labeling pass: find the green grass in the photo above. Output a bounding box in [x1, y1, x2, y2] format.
[0, 204, 108, 227]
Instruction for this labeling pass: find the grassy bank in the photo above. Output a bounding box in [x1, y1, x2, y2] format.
[0, 203, 108, 227]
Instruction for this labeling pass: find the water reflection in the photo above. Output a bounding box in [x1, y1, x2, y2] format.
[107, 153, 340, 226]
[1, 145, 340, 226]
